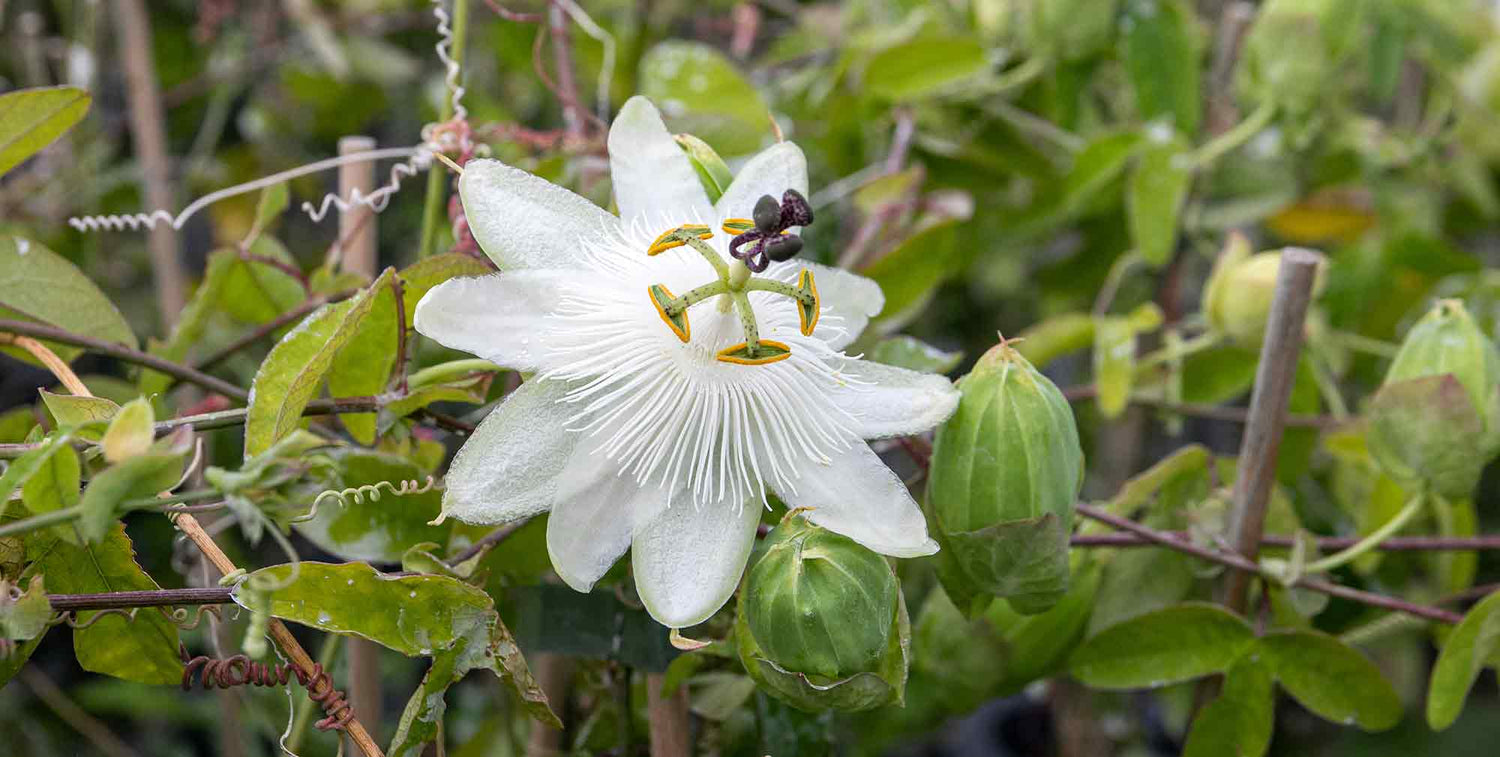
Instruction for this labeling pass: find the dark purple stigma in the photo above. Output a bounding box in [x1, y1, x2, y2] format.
[729, 190, 814, 272]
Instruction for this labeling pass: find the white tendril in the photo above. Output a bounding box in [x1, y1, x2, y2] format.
[431, 0, 467, 125]
[293, 476, 443, 523]
[69, 146, 426, 233]
[299, 148, 433, 222]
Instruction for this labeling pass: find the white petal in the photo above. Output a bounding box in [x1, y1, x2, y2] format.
[834, 359, 960, 439]
[773, 261, 884, 350]
[413, 271, 571, 373]
[439, 378, 580, 524]
[459, 158, 619, 270]
[714, 142, 807, 220]
[632, 500, 762, 628]
[546, 442, 673, 592]
[608, 96, 713, 227]
[773, 443, 937, 558]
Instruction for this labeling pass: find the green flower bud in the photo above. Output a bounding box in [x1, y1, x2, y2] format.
[925, 340, 1084, 615]
[1202, 239, 1326, 347]
[736, 513, 909, 712]
[1368, 299, 1500, 499]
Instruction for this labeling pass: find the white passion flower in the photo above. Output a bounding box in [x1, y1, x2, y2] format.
[413, 96, 959, 629]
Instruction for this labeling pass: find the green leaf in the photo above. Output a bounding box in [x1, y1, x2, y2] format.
[76, 444, 188, 543]
[1128, 135, 1192, 266]
[675, 133, 734, 203]
[246, 183, 290, 244]
[39, 390, 120, 436]
[1427, 591, 1500, 730]
[1093, 316, 1138, 418]
[1014, 313, 1095, 369]
[1179, 346, 1259, 404]
[0, 236, 137, 365]
[292, 450, 449, 564]
[1261, 630, 1403, 731]
[0, 432, 73, 506]
[1183, 656, 1274, 757]
[231, 561, 558, 754]
[100, 397, 154, 464]
[327, 270, 398, 444]
[0, 86, 91, 177]
[1122, 0, 1201, 135]
[1107, 443, 1211, 516]
[378, 376, 491, 434]
[0, 575, 52, 641]
[218, 243, 306, 326]
[864, 36, 989, 101]
[1069, 603, 1255, 689]
[863, 219, 966, 325]
[867, 335, 963, 374]
[21, 443, 81, 545]
[27, 523, 182, 684]
[245, 270, 390, 457]
[639, 42, 771, 155]
[1062, 131, 1145, 215]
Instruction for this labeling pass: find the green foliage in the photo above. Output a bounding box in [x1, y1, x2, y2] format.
[0, 86, 90, 177]
[1427, 591, 1500, 729]
[1070, 603, 1256, 689]
[0, 236, 136, 365]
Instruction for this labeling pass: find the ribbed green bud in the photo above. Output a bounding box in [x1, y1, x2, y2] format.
[1203, 240, 1327, 347]
[925, 340, 1083, 615]
[743, 513, 897, 679]
[1368, 299, 1500, 499]
[736, 513, 909, 712]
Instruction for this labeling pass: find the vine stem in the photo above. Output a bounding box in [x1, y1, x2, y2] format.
[170, 511, 387, 757]
[1075, 504, 1462, 625]
[1303, 494, 1425, 574]
[1192, 100, 1277, 169]
[0, 318, 248, 401]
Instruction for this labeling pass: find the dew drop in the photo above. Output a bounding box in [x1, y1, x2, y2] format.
[409, 590, 417, 598]
[316, 611, 331, 625]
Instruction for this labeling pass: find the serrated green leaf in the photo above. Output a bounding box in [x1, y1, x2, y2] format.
[1261, 629, 1403, 731]
[864, 36, 989, 101]
[27, 524, 182, 684]
[0, 86, 90, 177]
[1129, 135, 1192, 266]
[245, 270, 389, 457]
[1070, 603, 1255, 689]
[0, 236, 137, 365]
[867, 335, 963, 374]
[101, 397, 154, 464]
[1183, 655, 1274, 757]
[1122, 0, 1201, 135]
[1427, 591, 1500, 730]
[328, 270, 398, 444]
[230, 561, 557, 754]
[675, 133, 734, 202]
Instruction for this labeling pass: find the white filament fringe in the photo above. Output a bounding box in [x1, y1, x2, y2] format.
[431, 0, 467, 124]
[68, 146, 426, 233]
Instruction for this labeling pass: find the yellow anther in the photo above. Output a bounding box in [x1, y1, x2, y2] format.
[648, 284, 691, 342]
[721, 218, 755, 234]
[716, 340, 792, 366]
[796, 268, 820, 336]
[647, 224, 713, 256]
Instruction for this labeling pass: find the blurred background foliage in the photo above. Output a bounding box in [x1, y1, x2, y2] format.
[3, 0, 1500, 756]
